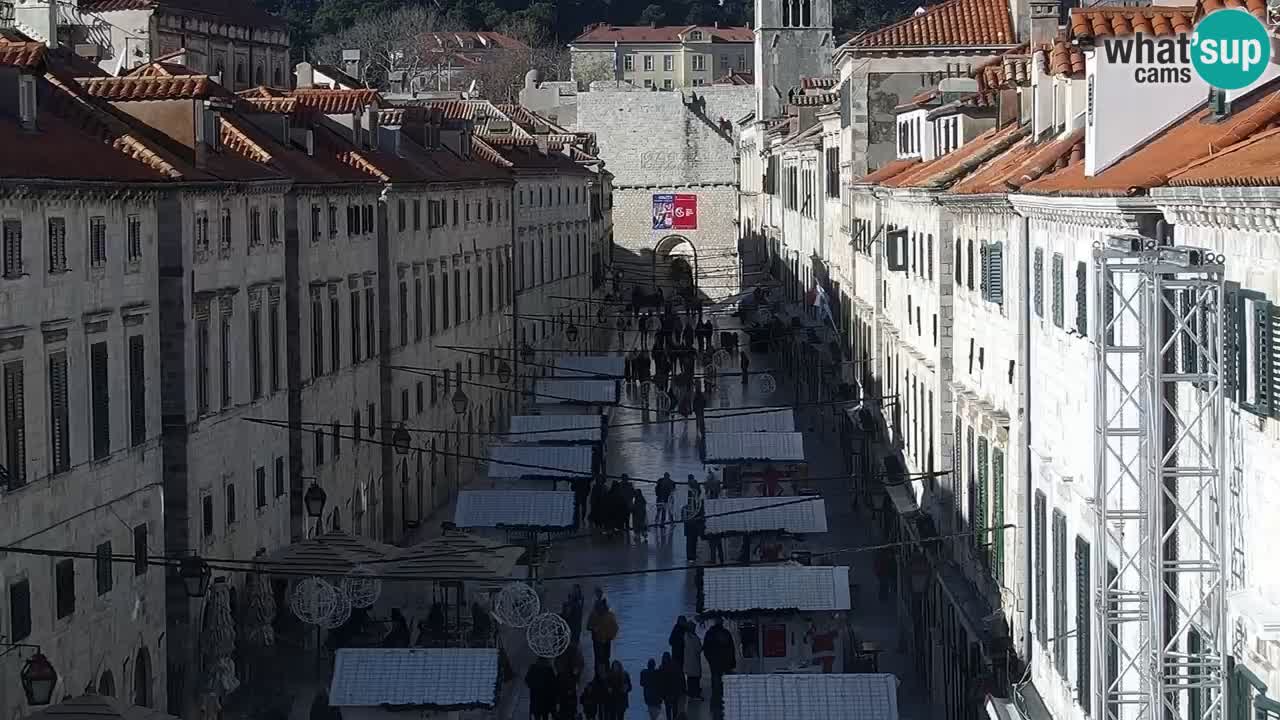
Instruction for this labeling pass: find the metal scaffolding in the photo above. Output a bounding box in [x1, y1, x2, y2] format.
[1094, 237, 1228, 720]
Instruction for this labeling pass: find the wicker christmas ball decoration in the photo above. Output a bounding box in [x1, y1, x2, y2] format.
[339, 565, 382, 609]
[756, 307, 772, 324]
[493, 582, 540, 628]
[526, 612, 571, 659]
[756, 373, 777, 396]
[318, 584, 352, 629]
[712, 350, 731, 370]
[290, 577, 339, 625]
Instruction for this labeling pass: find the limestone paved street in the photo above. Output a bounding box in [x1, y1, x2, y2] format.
[489, 317, 943, 720]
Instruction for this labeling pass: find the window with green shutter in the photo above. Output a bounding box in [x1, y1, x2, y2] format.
[1034, 248, 1044, 318]
[1237, 290, 1273, 418]
[985, 242, 1004, 306]
[1052, 253, 1065, 328]
[1035, 492, 1048, 646]
[1224, 283, 1240, 398]
[992, 448, 1005, 582]
[977, 437, 989, 567]
[953, 417, 963, 531]
[1053, 510, 1069, 679]
[966, 427, 977, 545]
[1076, 536, 1092, 711]
[1075, 261, 1088, 335]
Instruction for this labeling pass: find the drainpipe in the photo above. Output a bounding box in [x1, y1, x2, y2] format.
[1018, 212, 1035, 686]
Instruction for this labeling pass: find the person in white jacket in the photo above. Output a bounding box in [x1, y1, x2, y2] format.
[682, 622, 704, 699]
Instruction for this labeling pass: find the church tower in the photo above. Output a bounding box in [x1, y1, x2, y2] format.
[754, 0, 835, 121]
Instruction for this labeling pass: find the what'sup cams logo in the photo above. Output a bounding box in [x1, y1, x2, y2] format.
[1099, 8, 1273, 89]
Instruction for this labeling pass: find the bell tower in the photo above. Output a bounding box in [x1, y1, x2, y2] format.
[754, 0, 835, 121]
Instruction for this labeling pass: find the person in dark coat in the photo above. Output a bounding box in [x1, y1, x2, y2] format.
[659, 652, 684, 720]
[564, 585, 586, 646]
[740, 350, 750, 384]
[641, 658, 664, 720]
[382, 608, 410, 647]
[682, 324, 695, 348]
[640, 312, 653, 345]
[668, 617, 687, 667]
[555, 670, 580, 720]
[582, 668, 609, 720]
[702, 618, 737, 709]
[693, 388, 707, 437]
[526, 657, 559, 720]
[572, 475, 592, 526]
[589, 477, 608, 530]
[605, 660, 632, 720]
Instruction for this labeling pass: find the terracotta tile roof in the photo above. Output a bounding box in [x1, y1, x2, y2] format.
[1198, 0, 1267, 20]
[378, 107, 428, 126]
[78, 0, 287, 29]
[857, 158, 921, 184]
[241, 96, 302, 115]
[292, 88, 381, 114]
[849, 0, 1016, 49]
[238, 85, 288, 99]
[1162, 125, 1280, 186]
[77, 75, 220, 101]
[928, 91, 1000, 118]
[1069, 5, 1196, 40]
[1023, 80, 1280, 196]
[572, 23, 753, 44]
[952, 128, 1084, 193]
[974, 45, 1032, 90]
[495, 104, 570, 134]
[884, 122, 1028, 189]
[802, 76, 838, 90]
[895, 89, 941, 112]
[427, 99, 478, 121]
[1039, 37, 1085, 77]
[790, 92, 838, 106]
[471, 136, 514, 168]
[716, 70, 754, 85]
[0, 38, 46, 69]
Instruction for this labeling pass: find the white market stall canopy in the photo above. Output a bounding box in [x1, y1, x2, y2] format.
[703, 432, 806, 463]
[533, 378, 619, 405]
[554, 355, 624, 379]
[329, 648, 499, 710]
[486, 444, 593, 478]
[454, 490, 577, 529]
[507, 414, 605, 444]
[704, 408, 796, 434]
[704, 496, 828, 536]
[700, 565, 851, 614]
[724, 673, 900, 720]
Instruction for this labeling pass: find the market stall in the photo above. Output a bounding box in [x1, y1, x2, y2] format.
[554, 355, 625, 379]
[702, 496, 828, 563]
[530, 378, 619, 415]
[703, 407, 796, 434]
[485, 444, 594, 491]
[505, 414, 608, 480]
[722, 673, 900, 720]
[702, 431, 808, 497]
[698, 565, 852, 674]
[328, 648, 499, 720]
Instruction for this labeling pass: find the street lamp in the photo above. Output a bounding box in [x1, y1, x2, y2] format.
[178, 555, 212, 598]
[452, 386, 470, 416]
[392, 423, 412, 455]
[303, 481, 327, 520]
[20, 653, 57, 706]
[565, 322, 580, 344]
[497, 360, 512, 384]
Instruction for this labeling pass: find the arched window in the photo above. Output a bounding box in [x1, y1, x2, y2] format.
[133, 647, 151, 707]
[273, 67, 283, 87]
[782, 0, 790, 26]
[801, 0, 812, 26]
[255, 65, 264, 85]
[98, 670, 115, 697]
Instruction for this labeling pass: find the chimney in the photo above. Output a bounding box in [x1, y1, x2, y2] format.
[14, 0, 59, 49]
[18, 73, 38, 131]
[295, 61, 314, 89]
[342, 49, 362, 84]
[363, 103, 377, 149]
[194, 106, 220, 170]
[1029, 0, 1059, 49]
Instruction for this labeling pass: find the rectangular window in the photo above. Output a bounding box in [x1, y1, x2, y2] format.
[90, 341, 109, 460]
[219, 208, 232, 249]
[624, 55, 634, 71]
[310, 289, 323, 378]
[1034, 248, 1044, 318]
[351, 289, 362, 363]
[397, 199, 406, 232]
[269, 207, 280, 243]
[3, 360, 26, 487]
[269, 301, 280, 393]
[399, 280, 409, 346]
[692, 55, 705, 71]
[331, 421, 341, 459]
[55, 559, 74, 619]
[310, 205, 321, 243]
[367, 404, 376, 438]
[1076, 535, 1092, 708]
[202, 494, 213, 538]
[414, 276, 424, 341]
[220, 311, 232, 407]
[47, 217, 67, 273]
[196, 317, 210, 414]
[663, 54, 673, 71]
[365, 285, 375, 359]
[329, 294, 340, 371]
[124, 211, 140, 258]
[453, 269, 461, 326]
[96, 541, 112, 595]
[992, 447, 1005, 582]
[413, 199, 421, 230]
[249, 307, 262, 399]
[128, 335, 145, 447]
[3, 218, 22, 276]
[1052, 253, 1065, 328]
[429, 273, 438, 335]
[246, 207, 260, 249]
[8, 579, 31, 641]
[225, 481, 236, 526]
[256, 466, 267, 508]
[133, 524, 147, 575]
[274, 456, 285, 497]
[976, 436, 989, 565]
[313, 428, 324, 466]
[196, 210, 212, 251]
[416, 381, 424, 414]
[46, 353, 69, 471]
[1075, 261, 1088, 334]
[1053, 509, 1069, 678]
[401, 388, 409, 420]
[643, 55, 653, 71]
[89, 216, 107, 267]
[1035, 491, 1048, 645]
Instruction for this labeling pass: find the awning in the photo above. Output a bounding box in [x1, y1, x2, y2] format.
[885, 481, 921, 517]
[27, 696, 182, 720]
[703, 432, 806, 464]
[724, 673, 899, 720]
[986, 682, 1054, 720]
[704, 496, 828, 536]
[486, 444, 593, 478]
[554, 355, 624, 379]
[329, 648, 499, 709]
[506, 414, 604, 444]
[381, 532, 524, 584]
[532, 378, 618, 405]
[704, 408, 796, 433]
[258, 530, 397, 576]
[699, 566, 850, 615]
[453, 490, 577, 529]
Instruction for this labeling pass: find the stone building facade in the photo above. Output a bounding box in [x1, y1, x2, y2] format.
[569, 24, 753, 90]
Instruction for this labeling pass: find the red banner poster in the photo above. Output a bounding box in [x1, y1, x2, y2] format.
[672, 194, 697, 230]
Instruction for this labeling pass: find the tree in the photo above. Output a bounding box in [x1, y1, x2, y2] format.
[312, 6, 459, 89]
[460, 13, 569, 102]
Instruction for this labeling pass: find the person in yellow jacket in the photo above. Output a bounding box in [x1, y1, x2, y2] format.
[588, 597, 620, 668]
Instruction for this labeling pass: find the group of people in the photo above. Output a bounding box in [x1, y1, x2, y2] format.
[531, 587, 738, 720]
[572, 474, 651, 540]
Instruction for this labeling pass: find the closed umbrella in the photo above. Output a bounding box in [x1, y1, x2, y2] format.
[243, 572, 276, 650]
[201, 580, 240, 708]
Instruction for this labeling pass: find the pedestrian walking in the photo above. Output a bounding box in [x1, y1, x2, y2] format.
[589, 477, 607, 530]
[682, 623, 704, 699]
[605, 661, 632, 720]
[632, 489, 649, 542]
[624, 353, 634, 384]
[587, 598, 619, 668]
[762, 463, 783, 497]
[655, 472, 676, 526]
[693, 387, 707, 438]
[641, 658, 664, 720]
[565, 585, 586, 647]
[526, 657, 559, 720]
[702, 618, 736, 711]
[572, 475, 591, 526]
[640, 312, 653, 345]
[556, 640, 586, 688]
[582, 669, 609, 720]
[617, 316, 626, 348]
[682, 482, 705, 563]
[592, 587, 607, 615]
[682, 323, 695, 349]
[659, 652, 684, 720]
[555, 670, 580, 720]
[704, 469, 721, 500]
[669, 617, 687, 669]
[740, 350, 750, 384]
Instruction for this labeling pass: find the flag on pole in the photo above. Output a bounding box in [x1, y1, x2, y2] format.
[806, 285, 835, 329]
